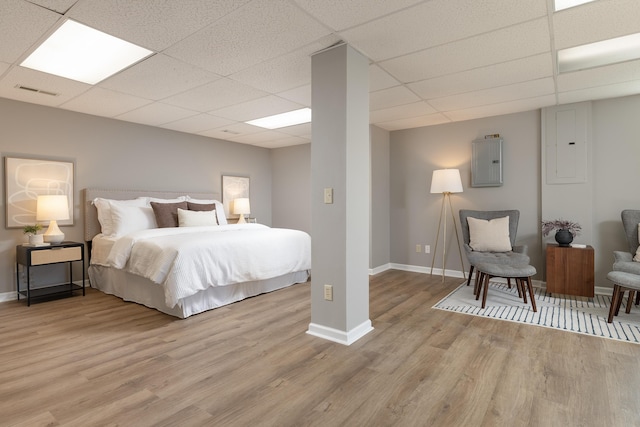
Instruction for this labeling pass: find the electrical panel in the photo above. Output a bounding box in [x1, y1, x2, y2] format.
[472, 136, 503, 187]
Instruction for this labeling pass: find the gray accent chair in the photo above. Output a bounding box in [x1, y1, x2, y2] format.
[459, 209, 530, 288]
[613, 210, 640, 276]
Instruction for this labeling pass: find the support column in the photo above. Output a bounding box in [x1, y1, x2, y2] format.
[307, 43, 372, 345]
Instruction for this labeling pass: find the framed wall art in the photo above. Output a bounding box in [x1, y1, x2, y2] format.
[4, 156, 74, 228]
[222, 175, 250, 218]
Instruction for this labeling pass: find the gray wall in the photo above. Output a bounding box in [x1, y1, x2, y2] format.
[0, 98, 272, 296]
[270, 144, 311, 233]
[390, 110, 542, 278]
[370, 125, 390, 270]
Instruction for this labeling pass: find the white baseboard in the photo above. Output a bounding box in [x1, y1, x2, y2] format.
[307, 319, 374, 345]
[0, 291, 16, 303]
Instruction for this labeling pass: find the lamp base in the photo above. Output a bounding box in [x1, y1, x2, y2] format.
[237, 214, 246, 224]
[43, 220, 65, 243]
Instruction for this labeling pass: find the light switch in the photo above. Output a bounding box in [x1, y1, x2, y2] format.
[324, 188, 333, 204]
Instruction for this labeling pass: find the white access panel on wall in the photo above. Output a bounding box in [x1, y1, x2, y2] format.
[472, 137, 503, 187]
[545, 103, 589, 184]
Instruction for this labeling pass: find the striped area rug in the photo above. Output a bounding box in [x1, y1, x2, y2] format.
[433, 281, 640, 344]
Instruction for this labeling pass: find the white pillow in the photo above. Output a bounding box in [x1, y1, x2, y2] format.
[177, 208, 218, 227]
[110, 205, 157, 237]
[634, 223, 640, 262]
[467, 216, 512, 252]
[186, 197, 228, 225]
[93, 197, 148, 236]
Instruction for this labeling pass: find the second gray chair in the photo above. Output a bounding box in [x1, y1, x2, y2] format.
[459, 209, 530, 289]
[613, 209, 640, 276]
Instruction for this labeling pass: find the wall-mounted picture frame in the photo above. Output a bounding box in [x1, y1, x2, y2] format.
[4, 156, 75, 228]
[222, 175, 250, 218]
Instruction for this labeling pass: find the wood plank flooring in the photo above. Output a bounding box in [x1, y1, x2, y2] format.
[1, 270, 639, 426]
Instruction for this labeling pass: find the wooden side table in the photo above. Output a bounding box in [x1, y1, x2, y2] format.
[545, 243, 594, 297]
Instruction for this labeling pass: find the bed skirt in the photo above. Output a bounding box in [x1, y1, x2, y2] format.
[88, 265, 309, 318]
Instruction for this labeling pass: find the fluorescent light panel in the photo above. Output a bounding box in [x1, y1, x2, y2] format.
[558, 32, 640, 73]
[554, 0, 596, 11]
[246, 108, 311, 129]
[21, 20, 153, 85]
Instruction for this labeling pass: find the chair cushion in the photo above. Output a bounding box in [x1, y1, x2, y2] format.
[467, 216, 512, 252]
[635, 224, 640, 261]
[607, 271, 640, 290]
[476, 262, 536, 278]
[467, 250, 530, 266]
[613, 260, 640, 276]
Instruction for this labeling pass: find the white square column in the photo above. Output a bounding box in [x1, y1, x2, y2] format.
[307, 43, 372, 345]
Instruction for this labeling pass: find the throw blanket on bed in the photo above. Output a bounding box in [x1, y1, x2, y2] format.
[104, 224, 311, 308]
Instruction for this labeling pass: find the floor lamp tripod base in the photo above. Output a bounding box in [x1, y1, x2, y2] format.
[430, 193, 465, 281]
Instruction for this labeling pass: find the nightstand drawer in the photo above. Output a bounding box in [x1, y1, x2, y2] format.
[31, 247, 82, 265]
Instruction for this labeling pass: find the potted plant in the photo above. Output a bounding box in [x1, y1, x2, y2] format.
[541, 219, 582, 247]
[23, 223, 43, 245]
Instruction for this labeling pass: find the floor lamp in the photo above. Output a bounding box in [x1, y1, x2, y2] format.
[430, 169, 465, 281]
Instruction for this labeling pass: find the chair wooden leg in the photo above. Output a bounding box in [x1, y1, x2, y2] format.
[636, 291, 640, 305]
[525, 277, 536, 312]
[475, 272, 484, 300]
[626, 290, 635, 314]
[518, 278, 527, 303]
[608, 285, 622, 323]
[466, 265, 474, 286]
[481, 273, 491, 309]
[507, 278, 512, 289]
[615, 288, 626, 316]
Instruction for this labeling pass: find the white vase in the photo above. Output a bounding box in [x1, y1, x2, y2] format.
[28, 234, 44, 245]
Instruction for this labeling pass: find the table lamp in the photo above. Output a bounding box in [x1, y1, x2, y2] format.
[36, 195, 69, 243]
[233, 198, 250, 224]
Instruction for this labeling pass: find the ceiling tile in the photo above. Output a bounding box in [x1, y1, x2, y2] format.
[294, 0, 424, 31]
[370, 85, 420, 111]
[379, 18, 551, 82]
[409, 54, 553, 100]
[164, 0, 332, 76]
[116, 102, 197, 126]
[211, 95, 303, 122]
[557, 59, 640, 92]
[274, 122, 312, 137]
[370, 64, 399, 92]
[370, 101, 437, 123]
[375, 113, 451, 131]
[445, 94, 556, 122]
[163, 78, 268, 112]
[61, 87, 152, 117]
[254, 135, 310, 149]
[558, 81, 640, 104]
[67, 0, 253, 51]
[160, 113, 235, 134]
[0, 66, 90, 106]
[25, 0, 76, 14]
[0, 0, 60, 63]
[340, 0, 548, 62]
[99, 54, 221, 101]
[429, 78, 555, 111]
[276, 85, 311, 106]
[553, 0, 640, 50]
[199, 122, 263, 140]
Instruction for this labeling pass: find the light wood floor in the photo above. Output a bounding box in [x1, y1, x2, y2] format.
[1, 270, 639, 426]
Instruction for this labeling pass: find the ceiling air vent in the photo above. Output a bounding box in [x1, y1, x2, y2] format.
[221, 130, 241, 135]
[15, 85, 59, 97]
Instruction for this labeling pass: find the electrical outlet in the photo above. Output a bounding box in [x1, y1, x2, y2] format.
[415, 244, 422, 253]
[324, 284, 333, 301]
[425, 245, 430, 254]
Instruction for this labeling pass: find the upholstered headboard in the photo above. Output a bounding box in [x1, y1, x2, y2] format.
[83, 188, 220, 242]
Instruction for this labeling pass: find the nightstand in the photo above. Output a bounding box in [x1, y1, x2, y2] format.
[16, 241, 85, 306]
[545, 243, 594, 297]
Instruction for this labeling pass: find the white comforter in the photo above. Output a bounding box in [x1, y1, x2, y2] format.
[102, 224, 311, 308]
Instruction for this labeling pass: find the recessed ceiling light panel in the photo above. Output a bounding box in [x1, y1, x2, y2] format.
[20, 20, 153, 85]
[246, 108, 311, 129]
[554, 0, 596, 12]
[558, 32, 640, 73]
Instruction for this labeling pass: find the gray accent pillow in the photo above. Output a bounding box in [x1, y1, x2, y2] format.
[187, 202, 215, 211]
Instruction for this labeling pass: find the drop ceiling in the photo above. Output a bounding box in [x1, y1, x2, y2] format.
[1, 0, 639, 148]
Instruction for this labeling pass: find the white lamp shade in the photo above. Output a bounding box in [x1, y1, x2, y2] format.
[430, 169, 463, 194]
[233, 198, 251, 215]
[36, 195, 70, 221]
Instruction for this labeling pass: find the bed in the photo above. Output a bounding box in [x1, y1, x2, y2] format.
[83, 188, 311, 318]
